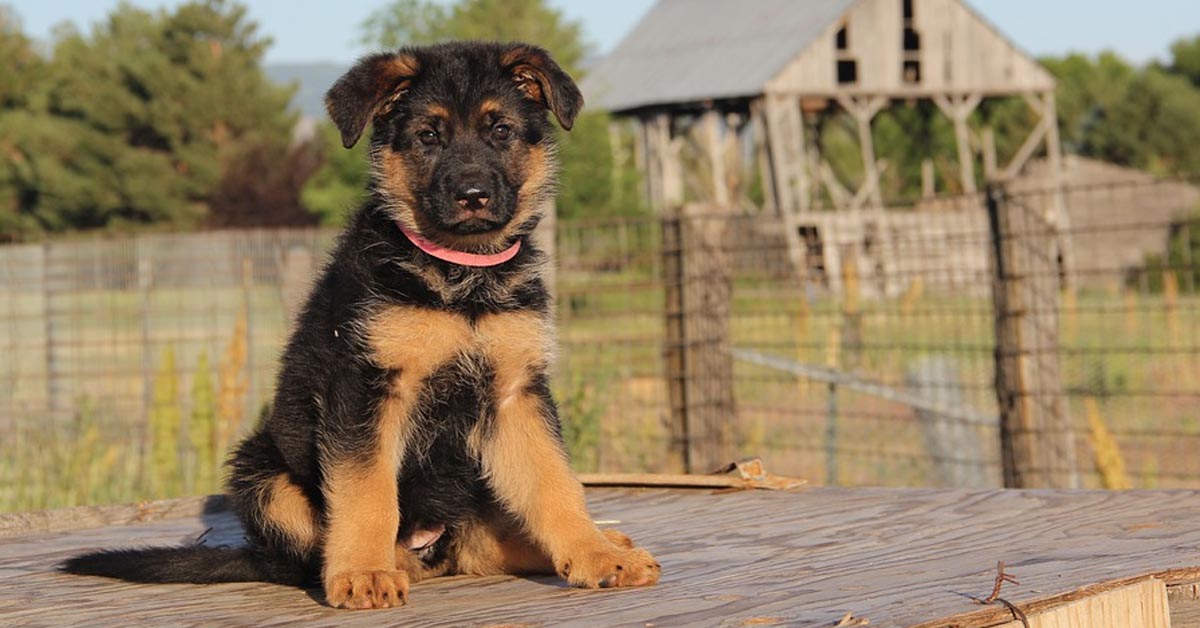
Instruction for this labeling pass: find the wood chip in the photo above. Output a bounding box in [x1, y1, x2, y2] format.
[834, 611, 870, 626]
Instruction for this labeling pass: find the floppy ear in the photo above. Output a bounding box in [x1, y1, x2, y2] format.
[501, 44, 585, 131]
[325, 52, 421, 149]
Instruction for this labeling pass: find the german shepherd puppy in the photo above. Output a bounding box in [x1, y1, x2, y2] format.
[64, 41, 661, 610]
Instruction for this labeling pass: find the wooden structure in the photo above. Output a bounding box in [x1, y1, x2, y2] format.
[584, 0, 1067, 275]
[5, 485, 1200, 627]
[662, 207, 737, 473]
[987, 187, 1075, 489]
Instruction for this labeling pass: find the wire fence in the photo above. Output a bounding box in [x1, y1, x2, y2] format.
[559, 176, 1200, 489]
[1, 175, 1198, 510]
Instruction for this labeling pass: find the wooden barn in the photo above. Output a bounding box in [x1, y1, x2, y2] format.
[584, 0, 1062, 210]
[583, 0, 1070, 296]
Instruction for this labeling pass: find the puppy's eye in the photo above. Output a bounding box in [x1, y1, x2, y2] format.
[491, 124, 512, 142]
[418, 129, 440, 146]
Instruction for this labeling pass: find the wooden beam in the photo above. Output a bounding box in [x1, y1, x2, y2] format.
[1001, 116, 1049, 181]
[982, 127, 998, 182]
[819, 160, 853, 209]
[636, 117, 660, 211]
[850, 160, 890, 210]
[607, 121, 622, 201]
[761, 95, 810, 282]
[654, 113, 684, 210]
[784, 96, 811, 212]
[837, 95, 888, 209]
[749, 99, 778, 213]
[934, 94, 982, 194]
[921, 159, 935, 199]
[1043, 91, 1076, 289]
[763, 94, 798, 215]
[794, 105, 815, 212]
[701, 108, 729, 206]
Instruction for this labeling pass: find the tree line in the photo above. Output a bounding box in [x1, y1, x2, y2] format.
[1, 0, 1199, 241]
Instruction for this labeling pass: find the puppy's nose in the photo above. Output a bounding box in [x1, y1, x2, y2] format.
[454, 186, 490, 210]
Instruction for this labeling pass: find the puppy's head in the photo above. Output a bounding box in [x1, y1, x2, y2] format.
[325, 42, 583, 253]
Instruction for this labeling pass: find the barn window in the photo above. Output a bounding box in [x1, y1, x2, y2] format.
[838, 59, 858, 84]
[836, 26, 848, 51]
[903, 60, 921, 83]
[901, 0, 921, 84]
[904, 27, 921, 51]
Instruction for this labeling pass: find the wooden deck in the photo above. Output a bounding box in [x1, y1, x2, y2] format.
[3, 487, 1200, 627]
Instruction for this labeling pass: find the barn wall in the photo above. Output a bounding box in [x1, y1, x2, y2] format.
[765, 0, 1055, 96]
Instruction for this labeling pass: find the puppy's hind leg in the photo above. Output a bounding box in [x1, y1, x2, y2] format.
[448, 516, 556, 577]
[224, 432, 323, 584]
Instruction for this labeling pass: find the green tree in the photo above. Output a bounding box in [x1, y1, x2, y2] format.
[0, 6, 40, 109]
[0, 7, 46, 238]
[0, 1, 297, 237]
[1039, 51, 1200, 177]
[361, 0, 585, 73]
[1169, 34, 1200, 87]
[301, 123, 370, 225]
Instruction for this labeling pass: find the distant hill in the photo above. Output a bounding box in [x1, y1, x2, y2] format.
[265, 62, 349, 119]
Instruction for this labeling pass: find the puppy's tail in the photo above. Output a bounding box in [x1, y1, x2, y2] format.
[61, 546, 308, 586]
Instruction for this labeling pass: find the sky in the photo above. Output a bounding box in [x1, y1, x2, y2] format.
[9, 0, 1200, 66]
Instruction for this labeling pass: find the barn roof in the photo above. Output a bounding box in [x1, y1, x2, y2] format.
[582, 0, 860, 113]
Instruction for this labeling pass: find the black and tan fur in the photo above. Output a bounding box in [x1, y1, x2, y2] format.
[63, 41, 660, 610]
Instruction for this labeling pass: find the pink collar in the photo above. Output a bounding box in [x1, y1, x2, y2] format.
[399, 226, 521, 267]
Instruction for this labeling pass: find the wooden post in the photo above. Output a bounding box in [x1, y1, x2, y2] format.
[763, 93, 799, 215]
[1042, 91, 1076, 290]
[750, 99, 778, 214]
[636, 118, 658, 210]
[762, 94, 810, 283]
[662, 205, 736, 473]
[654, 113, 684, 210]
[662, 213, 687, 473]
[701, 108, 729, 206]
[921, 159, 935, 199]
[987, 185, 1077, 488]
[607, 121, 624, 205]
[982, 127, 998, 182]
[934, 94, 981, 194]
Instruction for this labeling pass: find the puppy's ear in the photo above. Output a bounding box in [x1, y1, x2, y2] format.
[501, 44, 584, 131]
[325, 52, 420, 149]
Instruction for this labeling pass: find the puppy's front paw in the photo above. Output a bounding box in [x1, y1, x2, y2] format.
[325, 569, 410, 610]
[559, 544, 661, 588]
[601, 528, 636, 549]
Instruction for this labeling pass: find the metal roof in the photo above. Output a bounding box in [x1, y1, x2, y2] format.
[582, 0, 859, 113]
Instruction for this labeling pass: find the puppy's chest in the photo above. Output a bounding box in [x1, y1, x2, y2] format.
[365, 304, 552, 381]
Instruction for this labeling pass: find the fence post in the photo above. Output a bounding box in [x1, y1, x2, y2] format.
[662, 205, 736, 473]
[987, 185, 1078, 488]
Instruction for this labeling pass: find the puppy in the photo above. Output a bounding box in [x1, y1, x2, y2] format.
[64, 41, 661, 610]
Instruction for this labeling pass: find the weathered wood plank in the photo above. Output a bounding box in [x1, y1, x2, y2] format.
[1169, 582, 1200, 627]
[989, 578, 1169, 628]
[3, 488, 1200, 627]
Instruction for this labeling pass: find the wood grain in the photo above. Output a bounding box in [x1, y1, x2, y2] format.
[990, 578, 1169, 628]
[4, 488, 1200, 627]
